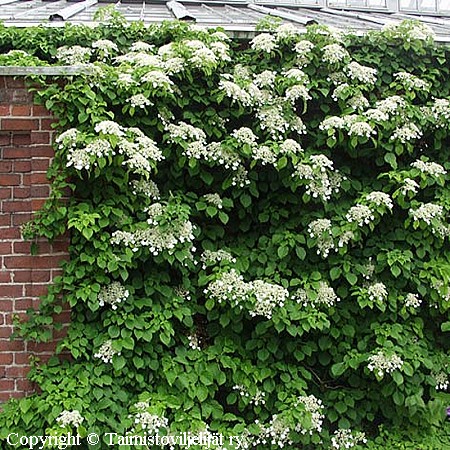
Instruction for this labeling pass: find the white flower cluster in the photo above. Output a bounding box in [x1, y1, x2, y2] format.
[141, 70, 174, 92]
[319, 116, 346, 133]
[382, 21, 435, 42]
[218, 80, 252, 106]
[367, 282, 388, 302]
[295, 395, 324, 435]
[232, 385, 266, 406]
[56, 46, 91, 64]
[430, 98, 450, 128]
[204, 269, 249, 306]
[111, 219, 195, 256]
[293, 282, 339, 308]
[232, 127, 258, 146]
[92, 39, 118, 57]
[167, 121, 206, 143]
[366, 191, 393, 210]
[279, 139, 303, 155]
[348, 94, 370, 111]
[322, 44, 349, 64]
[134, 412, 169, 433]
[130, 41, 154, 53]
[308, 218, 334, 257]
[391, 123, 422, 143]
[294, 40, 314, 57]
[432, 372, 449, 390]
[367, 351, 404, 377]
[127, 94, 152, 109]
[201, 249, 236, 269]
[401, 178, 419, 196]
[331, 429, 367, 449]
[292, 156, 343, 202]
[348, 120, 375, 138]
[249, 280, 289, 319]
[410, 203, 449, 237]
[231, 165, 251, 188]
[394, 71, 430, 90]
[187, 331, 201, 350]
[405, 293, 422, 308]
[252, 145, 277, 165]
[346, 61, 377, 85]
[346, 204, 375, 226]
[285, 84, 311, 104]
[66, 139, 112, 171]
[131, 179, 160, 200]
[275, 23, 300, 41]
[320, 115, 375, 138]
[98, 281, 130, 310]
[253, 70, 276, 88]
[375, 96, 406, 117]
[411, 159, 447, 177]
[94, 340, 120, 363]
[315, 281, 340, 307]
[256, 105, 292, 140]
[204, 271, 288, 319]
[410, 203, 443, 225]
[56, 128, 79, 149]
[202, 193, 223, 209]
[250, 33, 277, 53]
[56, 410, 84, 429]
[255, 415, 292, 448]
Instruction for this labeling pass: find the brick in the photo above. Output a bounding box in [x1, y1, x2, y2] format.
[30, 185, 50, 198]
[31, 159, 50, 172]
[15, 299, 33, 310]
[12, 242, 32, 253]
[15, 380, 34, 393]
[11, 105, 31, 116]
[25, 284, 48, 297]
[0, 161, 12, 172]
[13, 161, 32, 172]
[2, 200, 31, 212]
[30, 131, 50, 144]
[40, 118, 58, 130]
[0, 105, 10, 116]
[0, 187, 12, 199]
[0, 242, 12, 254]
[32, 105, 52, 116]
[2, 147, 30, 159]
[52, 240, 69, 253]
[5, 366, 30, 378]
[0, 272, 11, 283]
[0, 353, 13, 365]
[0, 326, 13, 338]
[0, 173, 21, 186]
[30, 173, 49, 184]
[33, 270, 53, 283]
[2, 118, 39, 131]
[5, 77, 25, 88]
[12, 213, 32, 226]
[12, 133, 31, 146]
[30, 146, 54, 157]
[0, 133, 11, 146]
[13, 186, 31, 198]
[0, 215, 11, 226]
[0, 380, 14, 391]
[4, 256, 33, 269]
[14, 353, 30, 365]
[28, 342, 58, 353]
[0, 300, 14, 311]
[0, 228, 20, 239]
[0, 284, 24, 297]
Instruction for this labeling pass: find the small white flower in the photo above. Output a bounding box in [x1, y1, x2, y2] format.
[56, 410, 84, 428]
[322, 44, 349, 64]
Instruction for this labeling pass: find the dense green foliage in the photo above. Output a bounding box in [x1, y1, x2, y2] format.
[1, 12, 450, 449]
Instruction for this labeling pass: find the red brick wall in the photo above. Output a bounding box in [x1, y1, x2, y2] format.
[0, 76, 70, 402]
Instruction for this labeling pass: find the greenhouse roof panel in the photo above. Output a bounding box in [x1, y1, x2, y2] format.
[0, 0, 449, 41]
